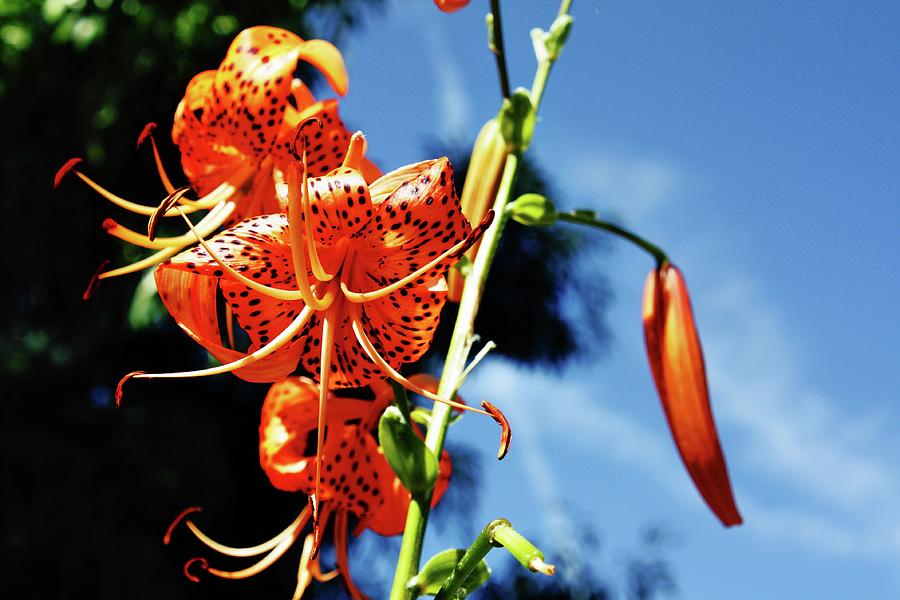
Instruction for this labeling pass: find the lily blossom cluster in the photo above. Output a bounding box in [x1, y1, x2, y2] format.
[643, 263, 742, 526]
[56, 26, 378, 287]
[165, 377, 451, 599]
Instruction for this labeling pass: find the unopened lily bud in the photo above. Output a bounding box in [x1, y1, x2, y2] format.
[508, 193, 558, 226]
[642, 264, 742, 527]
[448, 119, 509, 301]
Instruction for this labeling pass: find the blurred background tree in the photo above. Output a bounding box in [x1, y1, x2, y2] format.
[1, 1, 663, 598]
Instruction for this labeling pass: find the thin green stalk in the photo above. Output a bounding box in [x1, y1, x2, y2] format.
[388, 2, 572, 597]
[433, 519, 508, 600]
[489, 0, 511, 99]
[435, 519, 554, 600]
[557, 211, 669, 267]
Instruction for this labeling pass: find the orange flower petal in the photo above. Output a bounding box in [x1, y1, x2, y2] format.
[643, 264, 742, 527]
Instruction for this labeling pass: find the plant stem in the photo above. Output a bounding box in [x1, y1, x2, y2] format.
[489, 0, 511, 99]
[557, 211, 669, 267]
[434, 519, 554, 600]
[433, 519, 509, 600]
[388, 2, 572, 596]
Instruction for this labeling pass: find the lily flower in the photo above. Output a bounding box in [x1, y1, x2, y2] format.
[56, 26, 378, 285]
[642, 263, 742, 527]
[165, 376, 451, 599]
[121, 126, 503, 528]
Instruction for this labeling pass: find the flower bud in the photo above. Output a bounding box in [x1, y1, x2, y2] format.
[448, 119, 508, 301]
[642, 264, 742, 527]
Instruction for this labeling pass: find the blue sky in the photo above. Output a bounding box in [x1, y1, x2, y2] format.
[331, 1, 899, 598]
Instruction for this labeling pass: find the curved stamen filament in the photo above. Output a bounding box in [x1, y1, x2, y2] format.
[348, 310, 489, 417]
[136, 122, 176, 194]
[340, 233, 477, 303]
[204, 531, 299, 580]
[312, 303, 338, 554]
[174, 505, 311, 558]
[334, 511, 366, 600]
[97, 245, 182, 280]
[298, 135, 335, 283]
[106, 200, 232, 250]
[292, 534, 316, 600]
[174, 206, 312, 303]
[68, 169, 216, 216]
[128, 304, 313, 381]
[285, 162, 338, 309]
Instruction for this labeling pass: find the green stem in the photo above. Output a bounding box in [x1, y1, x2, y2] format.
[433, 519, 508, 600]
[557, 211, 669, 267]
[489, 0, 511, 99]
[391, 380, 413, 425]
[388, 2, 572, 597]
[435, 519, 554, 600]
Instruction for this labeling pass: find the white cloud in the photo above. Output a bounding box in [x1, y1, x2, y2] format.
[417, 8, 472, 139]
[698, 273, 900, 559]
[568, 152, 681, 220]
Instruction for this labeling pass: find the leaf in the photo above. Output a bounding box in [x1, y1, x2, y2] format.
[407, 548, 492, 597]
[379, 406, 439, 494]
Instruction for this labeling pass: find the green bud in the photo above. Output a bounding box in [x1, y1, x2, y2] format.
[407, 548, 492, 597]
[508, 193, 558, 226]
[530, 15, 573, 63]
[378, 406, 439, 494]
[546, 15, 573, 60]
[497, 88, 536, 152]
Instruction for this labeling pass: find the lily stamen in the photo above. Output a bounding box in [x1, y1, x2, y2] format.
[135, 122, 176, 194]
[119, 304, 313, 391]
[285, 161, 337, 310]
[166, 505, 310, 559]
[292, 120, 335, 283]
[55, 158, 219, 217]
[339, 210, 493, 303]
[348, 311, 489, 417]
[173, 206, 313, 302]
[311, 303, 339, 550]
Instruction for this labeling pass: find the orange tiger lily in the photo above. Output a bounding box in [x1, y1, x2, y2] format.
[56, 26, 379, 285]
[121, 126, 500, 528]
[643, 263, 742, 527]
[165, 377, 451, 599]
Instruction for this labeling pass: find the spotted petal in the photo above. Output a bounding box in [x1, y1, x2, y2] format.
[202, 26, 347, 163]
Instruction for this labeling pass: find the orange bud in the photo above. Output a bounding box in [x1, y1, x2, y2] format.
[642, 264, 742, 527]
[434, 0, 470, 12]
[448, 119, 508, 301]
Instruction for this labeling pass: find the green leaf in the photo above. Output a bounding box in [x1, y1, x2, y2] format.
[497, 88, 536, 152]
[508, 193, 558, 226]
[378, 406, 439, 494]
[407, 548, 492, 597]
